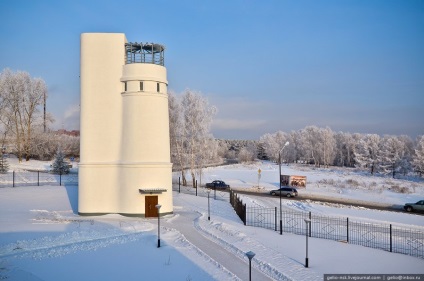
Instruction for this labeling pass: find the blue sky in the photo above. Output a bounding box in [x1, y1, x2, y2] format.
[1, 0, 423, 140]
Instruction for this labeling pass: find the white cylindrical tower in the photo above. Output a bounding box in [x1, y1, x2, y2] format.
[119, 43, 173, 216]
[79, 35, 173, 217]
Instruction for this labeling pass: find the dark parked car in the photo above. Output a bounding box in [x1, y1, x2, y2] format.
[404, 200, 424, 212]
[206, 180, 230, 189]
[270, 187, 298, 197]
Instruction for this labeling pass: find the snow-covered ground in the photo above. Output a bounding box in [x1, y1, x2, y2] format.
[198, 162, 424, 206]
[195, 162, 424, 225]
[1, 160, 423, 280]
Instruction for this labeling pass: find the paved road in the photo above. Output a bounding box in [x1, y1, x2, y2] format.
[173, 185, 424, 216]
[231, 189, 424, 215]
[163, 209, 274, 281]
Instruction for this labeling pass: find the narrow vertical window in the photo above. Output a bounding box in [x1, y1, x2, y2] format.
[124, 82, 127, 92]
[157, 83, 160, 93]
[140, 82, 143, 91]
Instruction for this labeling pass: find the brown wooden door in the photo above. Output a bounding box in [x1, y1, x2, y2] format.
[145, 196, 158, 217]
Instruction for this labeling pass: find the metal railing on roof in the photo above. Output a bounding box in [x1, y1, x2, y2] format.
[125, 42, 165, 66]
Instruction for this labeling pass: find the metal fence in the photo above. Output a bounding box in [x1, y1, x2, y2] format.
[233, 192, 424, 259]
[0, 171, 78, 187]
[230, 190, 246, 225]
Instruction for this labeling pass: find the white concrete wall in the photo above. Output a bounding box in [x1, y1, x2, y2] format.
[79, 33, 126, 214]
[80, 33, 125, 163]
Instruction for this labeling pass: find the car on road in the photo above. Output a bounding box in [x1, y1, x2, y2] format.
[206, 180, 230, 189]
[270, 187, 298, 197]
[404, 200, 424, 212]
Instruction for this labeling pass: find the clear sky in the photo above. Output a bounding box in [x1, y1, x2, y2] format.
[0, 0, 423, 140]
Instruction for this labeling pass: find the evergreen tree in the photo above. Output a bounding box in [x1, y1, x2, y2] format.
[0, 155, 9, 173]
[52, 149, 70, 174]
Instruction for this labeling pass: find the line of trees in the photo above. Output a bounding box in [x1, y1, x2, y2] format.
[259, 126, 424, 178]
[2, 69, 422, 181]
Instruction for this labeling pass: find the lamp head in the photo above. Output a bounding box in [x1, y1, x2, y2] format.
[246, 251, 256, 260]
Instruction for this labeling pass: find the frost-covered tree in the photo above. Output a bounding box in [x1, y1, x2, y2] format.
[0, 69, 49, 162]
[195, 137, 220, 186]
[299, 126, 323, 166]
[259, 131, 289, 163]
[168, 92, 187, 184]
[31, 132, 79, 160]
[397, 135, 414, 176]
[182, 90, 216, 187]
[335, 132, 359, 167]
[238, 142, 257, 163]
[378, 135, 404, 178]
[169, 90, 217, 186]
[51, 149, 70, 174]
[321, 127, 336, 167]
[413, 135, 424, 177]
[286, 131, 300, 164]
[354, 134, 380, 174]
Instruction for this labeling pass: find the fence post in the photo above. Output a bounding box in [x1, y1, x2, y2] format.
[60, 172, 62, 186]
[309, 211, 312, 237]
[214, 188, 216, 200]
[37, 171, 40, 186]
[243, 203, 247, 226]
[390, 224, 392, 252]
[230, 190, 233, 205]
[13, 171, 15, 187]
[347, 217, 349, 243]
[275, 207, 277, 231]
[179, 177, 180, 193]
[195, 180, 197, 196]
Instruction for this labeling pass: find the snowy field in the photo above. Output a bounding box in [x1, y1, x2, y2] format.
[0, 160, 423, 280]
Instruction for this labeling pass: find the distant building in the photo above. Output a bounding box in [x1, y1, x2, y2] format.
[79, 33, 172, 217]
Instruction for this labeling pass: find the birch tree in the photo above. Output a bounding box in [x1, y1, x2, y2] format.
[182, 90, 216, 187]
[321, 127, 336, 167]
[168, 92, 188, 185]
[0, 69, 48, 162]
[299, 126, 323, 166]
[0, 69, 25, 161]
[169, 90, 217, 186]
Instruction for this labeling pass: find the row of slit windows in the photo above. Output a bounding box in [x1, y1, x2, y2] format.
[124, 82, 160, 92]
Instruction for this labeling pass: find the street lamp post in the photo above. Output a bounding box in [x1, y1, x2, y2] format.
[279, 141, 289, 235]
[245, 251, 255, 281]
[207, 188, 211, 220]
[304, 219, 311, 268]
[156, 204, 162, 248]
